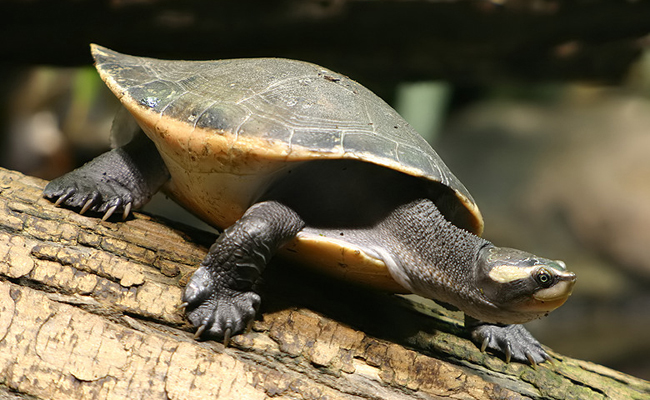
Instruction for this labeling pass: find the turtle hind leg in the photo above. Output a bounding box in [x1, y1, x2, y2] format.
[465, 315, 550, 366]
[43, 131, 169, 220]
[183, 200, 304, 341]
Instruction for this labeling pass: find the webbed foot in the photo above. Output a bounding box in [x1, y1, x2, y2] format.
[181, 201, 304, 343]
[467, 318, 550, 366]
[43, 132, 169, 221]
[44, 166, 137, 221]
[183, 266, 260, 343]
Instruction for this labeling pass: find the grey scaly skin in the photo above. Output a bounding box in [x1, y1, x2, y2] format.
[44, 133, 575, 366]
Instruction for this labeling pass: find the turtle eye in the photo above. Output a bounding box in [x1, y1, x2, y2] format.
[534, 268, 555, 288]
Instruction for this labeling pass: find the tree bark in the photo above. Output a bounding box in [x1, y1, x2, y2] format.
[0, 166, 648, 400]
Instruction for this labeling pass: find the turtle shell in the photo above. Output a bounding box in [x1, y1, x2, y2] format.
[92, 44, 483, 290]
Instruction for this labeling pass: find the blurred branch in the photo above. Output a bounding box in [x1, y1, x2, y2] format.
[1, 0, 648, 88]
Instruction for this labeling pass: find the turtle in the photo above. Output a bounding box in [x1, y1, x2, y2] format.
[43, 44, 576, 366]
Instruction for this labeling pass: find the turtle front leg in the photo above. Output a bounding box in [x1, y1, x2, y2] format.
[465, 315, 550, 366]
[43, 132, 169, 220]
[183, 200, 304, 342]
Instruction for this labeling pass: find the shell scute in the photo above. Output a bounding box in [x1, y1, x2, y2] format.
[341, 133, 397, 161]
[291, 129, 342, 154]
[127, 79, 183, 113]
[238, 114, 293, 143]
[193, 102, 248, 133]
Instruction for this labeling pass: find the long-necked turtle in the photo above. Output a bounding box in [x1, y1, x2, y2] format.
[44, 45, 576, 365]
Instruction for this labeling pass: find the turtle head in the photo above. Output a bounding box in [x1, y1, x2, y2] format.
[474, 246, 576, 324]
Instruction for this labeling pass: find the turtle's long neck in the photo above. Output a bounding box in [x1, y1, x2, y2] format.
[379, 198, 490, 306]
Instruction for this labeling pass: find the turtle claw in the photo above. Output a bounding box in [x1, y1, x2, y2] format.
[122, 202, 132, 220]
[102, 201, 133, 221]
[504, 344, 512, 364]
[80, 197, 95, 215]
[194, 323, 207, 339]
[54, 190, 72, 206]
[223, 327, 232, 347]
[480, 337, 489, 353]
[103, 204, 118, 221]
[544, 353, 556, 367]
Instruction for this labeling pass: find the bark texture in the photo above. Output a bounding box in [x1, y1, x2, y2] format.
[0, 167, 648, 400]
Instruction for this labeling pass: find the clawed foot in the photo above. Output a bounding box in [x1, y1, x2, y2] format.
[44, 170, 135, 221]
[469, 322, 551, 367]
[182, 266, 260, 344]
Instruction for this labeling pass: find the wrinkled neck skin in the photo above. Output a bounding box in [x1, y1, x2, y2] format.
[377, 198, 515, 323]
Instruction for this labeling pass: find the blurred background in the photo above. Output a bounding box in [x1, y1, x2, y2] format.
[1, 0, 650, 380]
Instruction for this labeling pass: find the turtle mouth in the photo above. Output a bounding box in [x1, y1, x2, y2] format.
[532, 274, 576, 303]
[521, 297, 570, 313]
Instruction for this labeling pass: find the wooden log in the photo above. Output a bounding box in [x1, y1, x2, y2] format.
[0, 166, 648, 399]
